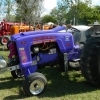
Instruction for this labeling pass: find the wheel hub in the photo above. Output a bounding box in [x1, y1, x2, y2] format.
[3, 38, 7, 43]
[34, 83, 38, 88]
[30, 79, 44, 95]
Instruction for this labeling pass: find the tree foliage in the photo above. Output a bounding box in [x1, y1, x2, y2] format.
[42, 15, 57, 24]
[2, 0, 100, 25]
[51, 0, 100, 25]
[0, 0, 15, 21]
[15, 0, 44, 24]
[67, 2, 93, 25]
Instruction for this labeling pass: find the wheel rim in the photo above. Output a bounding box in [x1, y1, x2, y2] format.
[2, 37, 8, 44]
[29, 79, 44, 95]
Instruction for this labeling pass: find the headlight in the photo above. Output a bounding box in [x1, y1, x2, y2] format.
[0, 56, 7, 69]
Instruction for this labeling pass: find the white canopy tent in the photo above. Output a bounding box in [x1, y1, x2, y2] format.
[47, 22, 54, 25]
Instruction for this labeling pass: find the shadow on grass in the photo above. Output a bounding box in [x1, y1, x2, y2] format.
[3, 67, 99, 100]
[0, 76, 23, 90]
[37, 67, 99, 98]
[0, 76, 26, 99]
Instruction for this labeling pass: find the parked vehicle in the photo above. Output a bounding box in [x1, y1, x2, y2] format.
[1, 25, 97, 96]
[0, 19, 24, 45]
[0, 19, 33, 45]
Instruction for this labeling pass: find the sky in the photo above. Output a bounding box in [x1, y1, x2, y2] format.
[92, 0, 99, 5]
[43, 0, 57, 15]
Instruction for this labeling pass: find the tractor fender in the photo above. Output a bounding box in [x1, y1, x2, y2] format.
[56, 38, 66, 52]
[56, 38, 74, 53]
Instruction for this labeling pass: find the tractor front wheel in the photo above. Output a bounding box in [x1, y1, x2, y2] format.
[23, 72, 47, 96]
[81, 37, 100, 86]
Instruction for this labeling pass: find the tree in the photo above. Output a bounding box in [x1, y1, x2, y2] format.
[0, 0, 4, 20]
[15, 0, 44, 25]
[50, 2, 68, 25]
[57, 2, 68, 24]
[92, 6, 100, 23]
[67, 2, 94, 25]
[50, 8, 59, 24]
[57, 0, 93, 25]
[4, 0, 16, 21]
[50, 8, 58, 20]
[42, 15, 57, 24]
[0, 0, 15, 21]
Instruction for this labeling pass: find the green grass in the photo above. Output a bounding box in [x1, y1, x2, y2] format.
[0, 46, 100, 100]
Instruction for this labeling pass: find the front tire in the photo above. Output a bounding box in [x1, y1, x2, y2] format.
[81, 37, 100, 86]
[23, 72, 47, 96]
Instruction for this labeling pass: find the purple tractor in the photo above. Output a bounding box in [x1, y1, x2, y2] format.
[1, 24, 99, 96]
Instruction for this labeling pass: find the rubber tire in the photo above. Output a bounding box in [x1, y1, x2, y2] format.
[11, 69, 23, 79]
[58, 53, 68, 72]
[7, 40, 11, 49]
[23, 72, 47, 96]
[80, 37, 100, 86]
[59, 53, 65, 71]
[0, 36, 9, 45]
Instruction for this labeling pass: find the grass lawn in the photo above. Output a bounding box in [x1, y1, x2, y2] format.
[0, 46, 100, 100]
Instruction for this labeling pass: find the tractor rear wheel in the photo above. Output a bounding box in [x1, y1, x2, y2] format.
[81, 37, 100, 86]
[11, 69, 24, 79]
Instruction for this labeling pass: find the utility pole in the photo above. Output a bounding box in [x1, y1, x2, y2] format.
[73, 16, 75, 25]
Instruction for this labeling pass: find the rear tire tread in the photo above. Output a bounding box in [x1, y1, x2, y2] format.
[81, 37, 100, 86]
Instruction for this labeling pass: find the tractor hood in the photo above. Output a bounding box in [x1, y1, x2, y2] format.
[10, 26, 67, 40]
